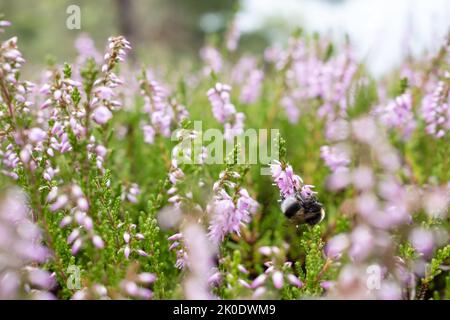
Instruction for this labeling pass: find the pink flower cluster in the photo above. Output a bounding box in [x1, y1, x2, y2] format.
[120, 224, 147, 259]
[231, 56, 264, 104]
[270, 37, 357, 123]
[200, 46, 222, 75]
[207, 170, 259, 244]
[320, 144, 351, 173]
[421, 79, 449, 138]
[238, 246, 303, 299]
[140, 74, 188, 144]
[207, 83, 245, 140]
[0, 188, 54, 299]
[374, 92, 417, 140]
[269, 160, 303, 198]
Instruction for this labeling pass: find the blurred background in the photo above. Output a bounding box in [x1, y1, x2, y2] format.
[1, 0, 449, 77]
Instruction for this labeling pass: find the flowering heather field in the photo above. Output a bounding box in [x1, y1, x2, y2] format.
[0, 17, 449, 300]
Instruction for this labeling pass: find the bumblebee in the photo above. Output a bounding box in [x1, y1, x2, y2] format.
[280, 191, 325, 226]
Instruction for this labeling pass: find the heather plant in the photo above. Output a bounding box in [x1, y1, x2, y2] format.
[0, 17, 449, 300]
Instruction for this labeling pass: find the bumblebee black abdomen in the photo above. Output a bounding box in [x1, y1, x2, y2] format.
[284, 201, 302, 218]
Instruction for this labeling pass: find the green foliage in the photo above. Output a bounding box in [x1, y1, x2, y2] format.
[423, 245, 450, 285]
[299, 225, 327, 296]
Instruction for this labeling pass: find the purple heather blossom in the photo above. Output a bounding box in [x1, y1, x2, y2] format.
[207, 83, 245, 140]
[375, 92, 416, 140]
[349, 225, 373, 262]
[320, 281, 335, 290]
[28, 128, 47, 143]
[320, 144, 350, 173]
[182, 222, 216, 300]
[74, 33, 102, 64]
[92, 235, 104, 249]
[207, 83, 236, 123]
[226, 21, 240, 52]
[93, 106, 113, 125]
[286, 274, 303, 288]
[409, 228, 435, 258]
[281, 96, 300, 124]
[200, 46, 222, 74]
[272, 271, 284, 289]
[352, 166, 374, 191]
[325, 233, 350, 259]
[421, 79, 450, 138]
[240, 69, 264, 104]
[207, 186, 258, 244]
[139, 76, 188, 143]
[270, 161, 302, 198]
[325, 118, 350, 141]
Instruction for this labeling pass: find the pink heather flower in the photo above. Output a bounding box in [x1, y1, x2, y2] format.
[125, 183, 141, 203]
[71, 238, 83, 255]
[137, 250, 149, 257]
[325, 118, 350, 141]
[82, 216, 93, 230]
[251, 274, 267, 288]
[375, 92, 416, 140]
[28, 128, 47, 143]
[223, 112, 245, 140]
[286, 274, 303, 288]
[207, 83, 236, 123]
[423, 187, 449, 219]
[75, 33, 102, 64]
[270, 161, 302, 198]
[238, 279, 251, 288]
[320, 144, 350, 173]
[238, 264, 249, 274]
[59, 216, 72, 228]
[182, 223, 216, 300]
[272, 271, 284, 289]
[207, 187, 258, 245]
[96, 86, 114, 100]
[50, 195, 68, 212]
[320, 281, 335, 290]
[27, 268, 56, 290]
[123, 232, 131, 243]
[421, 80, 449, 138]
[207, 83, 245, 140]
[142, 125, 155, 144]
[138, 273, 156, 284]
[200, 46, 222, 74]
[252, 287, 267, 299]
[300, 184, 317, 199]
[325, 233, 350, 259]
[93, 106, 113, 125]
[226, 21, 240, 52]
[378, 281, 402, 300]
[281, 96, 300, 124]
[258, 246, 273, 256]
[77, 197, 89, 212]
[0, 188, 52, 298]
[92, 235, 104, 249]
[410, 228, 435, 258]
[67, 229, 80, 244]
[349, 225, 373, 261]
[240, 69, 264, 104]
[124, 245, 131, 259]
[352, 166, 374, 191]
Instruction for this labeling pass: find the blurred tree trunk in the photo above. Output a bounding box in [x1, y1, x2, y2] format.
[115, 0, 136, 61]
